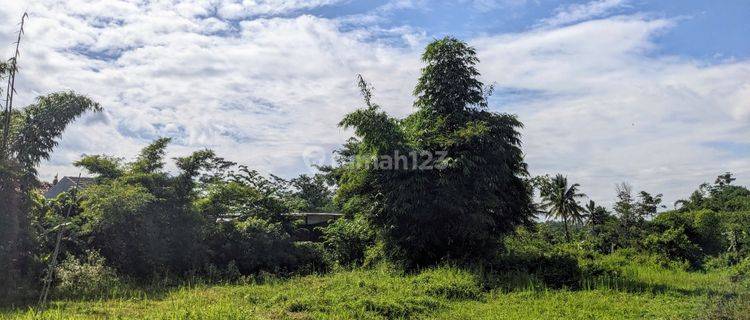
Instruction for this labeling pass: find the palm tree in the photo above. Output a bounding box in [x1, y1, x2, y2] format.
[584, 200, 609, 226]
[539, 174, 586, 242]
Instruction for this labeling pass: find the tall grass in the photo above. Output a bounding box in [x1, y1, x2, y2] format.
[2, 261, 747, 319]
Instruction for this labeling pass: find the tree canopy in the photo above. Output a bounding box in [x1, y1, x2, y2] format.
[333, 37, 533, 267]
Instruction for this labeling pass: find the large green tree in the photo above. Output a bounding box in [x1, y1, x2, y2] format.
[334, 37, 533, 267]
[0, 92, 100, 303]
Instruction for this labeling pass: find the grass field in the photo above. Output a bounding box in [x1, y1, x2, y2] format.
[2, 264, 748, 319]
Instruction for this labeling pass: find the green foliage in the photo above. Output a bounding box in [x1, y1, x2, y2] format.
[608, 184, 666, 251]
[584, 200, 610, 227]
[692, 210, 725, 255]
[73, 155, 124, 180]
[722, 210, 750, 256]
[333, 37, 532, 268]
[413, 267, 482, 300]
[320, 215, 375, 267]
[6, 92, 101, 178]
[0, 91, 100, 305]
[130, 137, 171, 174]
[730, 257, 750, 284]
[282, 174, 335, 212]
[6, 261, 746, 319]
[537, 174, 586, 242]
[79, 179, 163, 276]
[649, 209, 750, 266]
[205, 218, 305, 275]
[200, 165, 329, 277]
[54, 251, 120, 299]
[197, 166, 287, 222]
[497, 227, 583, 289]
[72, 139, 235, 277]
[676, 172, 750, 212]
[643, 226, 703, 268]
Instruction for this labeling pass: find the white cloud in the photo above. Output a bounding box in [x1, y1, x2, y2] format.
[0, 0, 422, 181]
[0, 0, 747, 209]
[215, 0, 344, 19]
[473, 16, 750, 206]
[540, 0, 628, 27]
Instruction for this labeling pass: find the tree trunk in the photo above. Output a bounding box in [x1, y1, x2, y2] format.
[0, 166, 35, 305]
[563, 216, 571, 242]
[0, 174, 22, 303]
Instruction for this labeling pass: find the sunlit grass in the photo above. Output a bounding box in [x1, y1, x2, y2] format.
[2, 264, 747, 320]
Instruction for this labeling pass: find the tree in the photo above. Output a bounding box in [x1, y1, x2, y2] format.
[715, 172, 736, 187]
[0, 92, 100, 303]
[613, 183, 634, 219]
[584, 200, 609, 227]
[334, 37, 533, 267]
[272, 173, 335, 212]
[75, 138, 231, 276]
[674, 173, 750, 212]
[635, 191, 664, 218]
[538, 174, 586, 242]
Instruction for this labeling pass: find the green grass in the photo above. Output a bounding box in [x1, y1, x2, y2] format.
[2, 264, 748, 319]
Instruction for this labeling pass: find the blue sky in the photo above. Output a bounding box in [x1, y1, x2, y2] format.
[314, 0, 750, 60]
[0, 0, 748, 207]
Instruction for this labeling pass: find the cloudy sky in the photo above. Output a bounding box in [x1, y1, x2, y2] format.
[0, 0, 748, 207]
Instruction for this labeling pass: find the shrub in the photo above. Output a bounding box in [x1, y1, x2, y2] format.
[363, 240, 388, 267]
[55, 251, 120, 298]
[703, 252, 743, 271]
[207, 219, 327, 276]
[496, 229, 583, 289]
[643, 226, 703, 269]
[692, 210, 725, 255]
[579, 252, 629, 278]
[730, 258, 750, 283]
[534, 252, 582, 289]
[320, 216, 375, 267]
[291, 241, 329, 274]
[413, 267, 481, 300]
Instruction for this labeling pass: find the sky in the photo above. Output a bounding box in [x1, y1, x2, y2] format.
[0, 0, 748, 208]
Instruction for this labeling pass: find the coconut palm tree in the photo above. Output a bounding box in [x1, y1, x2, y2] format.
[539, 174, 586, 242]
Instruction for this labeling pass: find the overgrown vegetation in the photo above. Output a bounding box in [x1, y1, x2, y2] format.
[1, 34, 749, 319]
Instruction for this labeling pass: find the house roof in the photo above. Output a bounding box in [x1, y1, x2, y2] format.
[43, 176, 95, 199]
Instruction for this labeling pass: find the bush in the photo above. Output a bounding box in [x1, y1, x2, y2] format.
[579, 251, 629, 278]
[292, 241, 329, 274]
[495, 229, 583, 289]
[207, 219, 326, 276]
[692, 210, 725, 255]
[643, 226, 703, 269]
[703, 252, 743, 271]
[534, 252, 582, 289]
[320, 216, 375, 267]
[730, 258, 750, 283]
[55, 251, 120, 298]
[413, 267, 481, 300]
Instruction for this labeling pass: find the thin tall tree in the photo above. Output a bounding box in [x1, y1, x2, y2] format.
[0, 13, 102, 304]
[539, 174, 586, 242]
